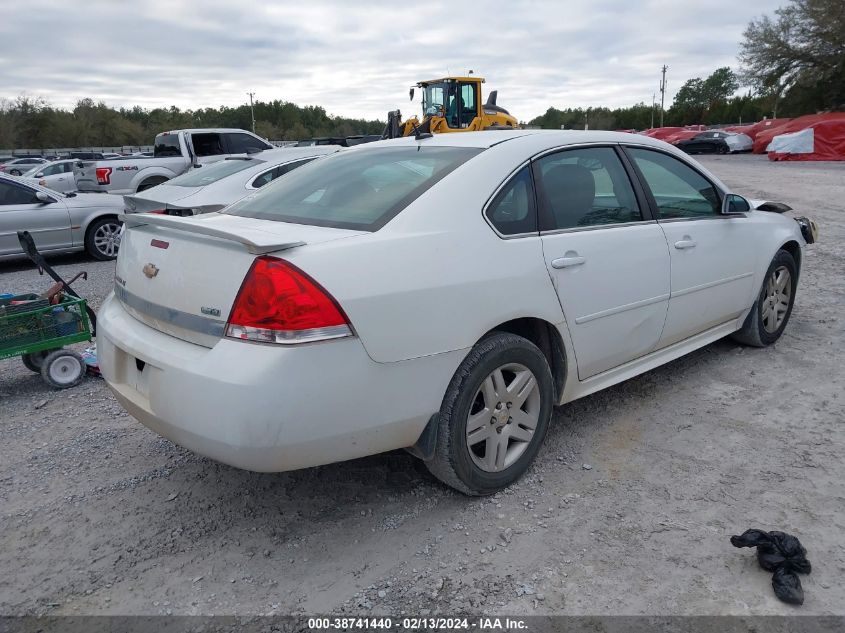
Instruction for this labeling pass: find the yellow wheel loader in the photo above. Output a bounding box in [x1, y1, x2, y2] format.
[382, 76, 518, 139]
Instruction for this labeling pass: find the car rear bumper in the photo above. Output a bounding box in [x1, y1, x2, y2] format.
[97, 293, 462, 472]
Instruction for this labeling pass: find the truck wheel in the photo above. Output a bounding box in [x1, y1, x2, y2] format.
[22, 350, 52, 373]
[137, 177, 168, 192]
[41, 349, 85, 389]
[85, 217, 122, 260]
[426, 333, 554, 495]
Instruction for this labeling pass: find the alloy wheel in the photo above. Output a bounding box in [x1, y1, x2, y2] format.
[93, 221, 121, 258]
[762, 265, 792, 333]
[465, 362, 541, 472]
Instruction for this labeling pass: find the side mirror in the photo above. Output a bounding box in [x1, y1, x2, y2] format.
[35, 191, 55, 204]
[35, 172, 44, 178]
[722, 193, 750, 214]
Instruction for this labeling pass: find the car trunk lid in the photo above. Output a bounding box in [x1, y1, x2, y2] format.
[115, 213, 364, 347]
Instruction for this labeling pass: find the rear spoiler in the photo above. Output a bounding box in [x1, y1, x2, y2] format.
[119, 213, 305, 255]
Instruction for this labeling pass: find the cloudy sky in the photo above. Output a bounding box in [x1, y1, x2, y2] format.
[2, 0, 782, 122]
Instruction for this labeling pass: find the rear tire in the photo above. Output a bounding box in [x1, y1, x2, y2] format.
[85, 217, 122, 260]
[9, 169, 22, 176]
[41, 349, 85, 389]
[426, 333, 554, 496]
[732, 249, 797, 347]
[22, 350, 52, 373]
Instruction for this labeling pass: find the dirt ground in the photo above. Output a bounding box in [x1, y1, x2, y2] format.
[0, 154, 843, 617]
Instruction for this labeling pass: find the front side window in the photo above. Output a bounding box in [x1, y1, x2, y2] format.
[226, 133, 272, 154]
[485, 166, 537, 235]
[42, 164, 63, 176]
[226, 146, 481, 231]
[168, 158, 262, 187]
[627, 147, 720, 219]
[535, 147, 642, 231]
[0, 180, 38, 205]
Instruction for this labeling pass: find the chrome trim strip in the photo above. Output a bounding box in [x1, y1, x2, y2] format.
[658, 214, 747, 224]
[574, 293, 670, 325]
[671, 272, 755, 298]
[541, 220, 655, 236]
[114, 284, 226, 337]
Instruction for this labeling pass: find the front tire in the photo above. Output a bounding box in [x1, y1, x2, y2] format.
[85, 217, 122, 260]
[732, 249, 798, 347]
[426, 333, 554, 495]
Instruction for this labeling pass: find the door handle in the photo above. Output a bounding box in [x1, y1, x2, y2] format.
[551, 255, 586, 269]
[674, 237, 697, 250]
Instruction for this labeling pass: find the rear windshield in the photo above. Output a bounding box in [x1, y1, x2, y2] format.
[168, 158, 263, 187]
[154, 133, 182, 158]
[224, 146, 482, 231]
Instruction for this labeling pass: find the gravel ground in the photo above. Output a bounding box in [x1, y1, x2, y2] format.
[0, 154, 843, 617]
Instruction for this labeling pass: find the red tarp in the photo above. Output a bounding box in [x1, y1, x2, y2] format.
[664, 129, 704, 144]
[769, 118, 845, 161]
[751, 115, 845, 153]
[641, 125, 706, 141]
[741, 118, 792, 145]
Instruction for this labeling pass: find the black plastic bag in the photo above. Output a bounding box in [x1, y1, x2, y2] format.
[730, 529, 811, 605]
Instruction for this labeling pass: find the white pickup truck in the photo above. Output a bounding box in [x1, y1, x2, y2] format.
[73, 128, 273, 195]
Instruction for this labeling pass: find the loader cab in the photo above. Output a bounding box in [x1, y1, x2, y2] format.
[420, 78, 481, 130]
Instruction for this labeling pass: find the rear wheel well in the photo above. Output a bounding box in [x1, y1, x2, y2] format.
[137, 176, 168, 192]
[780, 240, 801, 272]
[484, 318, 566, 401]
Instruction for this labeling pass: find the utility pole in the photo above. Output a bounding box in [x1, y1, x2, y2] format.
[659, 65, 668, 127]
[651, 92, 656, 129]
[247, 92, 256, 133]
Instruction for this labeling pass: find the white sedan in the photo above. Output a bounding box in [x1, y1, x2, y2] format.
[122, 146, 340, 216]
[98, 130, 814, 495]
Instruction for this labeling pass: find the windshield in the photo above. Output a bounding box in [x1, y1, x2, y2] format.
[225, 146, 482, 231]
[422, 82, 455, 117]
[154, 133, 182, 158]
[167, 158, 262, 187]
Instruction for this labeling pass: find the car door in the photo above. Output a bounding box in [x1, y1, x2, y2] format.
[535, 146, 671, 380]
[624, 146, 757, 348]
[0, 179, 72, 256]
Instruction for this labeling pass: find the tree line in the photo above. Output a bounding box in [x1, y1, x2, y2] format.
[2, 0, 840, 148]
[0, 97, 385, 149]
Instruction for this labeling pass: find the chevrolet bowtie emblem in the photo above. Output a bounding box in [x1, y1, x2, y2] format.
[143, 263, 159, 279]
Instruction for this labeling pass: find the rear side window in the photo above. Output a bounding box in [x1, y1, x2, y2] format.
[226, 146, 482, 231]
[169, 158, 262, 187]
[485, 166, 537, 235]
[626, 148, 720, 219]
[191, 133, 225, 157]
[0, 180, 38, 205]
[154, 134, 182, 158]
[250, 158, 317, 188]
[535, 147, 642, 231]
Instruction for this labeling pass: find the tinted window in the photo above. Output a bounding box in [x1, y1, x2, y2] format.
[191, 133, 225, 157]
[0, 180, 38, 205]
[535, 147, 642, 231]
[168, 158, 261, 187]
[250, 158, 316, 188]
[627, 148, 720, 219]
[41, 164, 63, 176]
[485, 166, 537, 235]
[227, 133, 271, 154]
[226, 146, 481, 231]
[154, 134, 182, 158]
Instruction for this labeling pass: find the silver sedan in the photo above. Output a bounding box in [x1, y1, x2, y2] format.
[21, 159, 79, 193]
[123, 146, 340, 215]
[0, 173, 125, 260]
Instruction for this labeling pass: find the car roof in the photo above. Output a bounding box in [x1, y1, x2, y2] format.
[359, 129, 676, 151]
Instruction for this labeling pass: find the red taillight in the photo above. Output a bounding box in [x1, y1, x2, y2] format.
[147, 209, 166, 214]
[225, 256, 351, 344]
[95, 167, 112, 184]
